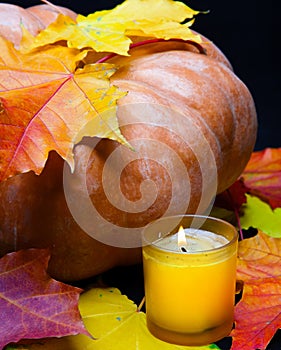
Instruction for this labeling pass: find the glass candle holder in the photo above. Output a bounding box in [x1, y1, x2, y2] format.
[142, 214, 238, 346]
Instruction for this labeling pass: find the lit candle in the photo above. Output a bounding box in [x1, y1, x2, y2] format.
[142, 215, 238, 346]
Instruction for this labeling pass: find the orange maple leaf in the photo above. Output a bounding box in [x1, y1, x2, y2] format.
[231, 231, 281, 349]
[0, 37, 127, 182]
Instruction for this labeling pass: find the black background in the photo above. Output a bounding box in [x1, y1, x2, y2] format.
[2, 1, 281, 349]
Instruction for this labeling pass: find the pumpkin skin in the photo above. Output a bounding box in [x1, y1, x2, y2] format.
[0, 3, 76, 47]
[0, 151, 142, 281]
[0, 5, 257, 281]
[26, 4, 77, 27]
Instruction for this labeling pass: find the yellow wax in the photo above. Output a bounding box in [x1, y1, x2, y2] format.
[142, 228, 238, 345]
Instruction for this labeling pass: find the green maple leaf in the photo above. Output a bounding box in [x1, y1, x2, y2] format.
[240, 194, 281, 238]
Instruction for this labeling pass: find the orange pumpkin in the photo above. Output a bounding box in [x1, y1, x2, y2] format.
[0, 4, 257, 281]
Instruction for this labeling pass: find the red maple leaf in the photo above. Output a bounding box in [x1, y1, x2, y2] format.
[0, 249, 89, 349]
[241, 147, 281, 209]
[231, 231, 281, 349]
[215, 179, 248, 211]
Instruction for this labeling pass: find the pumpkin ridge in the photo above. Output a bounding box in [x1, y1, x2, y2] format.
[112, 78, 223, 155]
[112, 62, 232, 153]
[112, 77, 224, 188]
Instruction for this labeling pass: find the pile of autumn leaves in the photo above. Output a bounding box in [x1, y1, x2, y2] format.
[0, 0, 280, 348]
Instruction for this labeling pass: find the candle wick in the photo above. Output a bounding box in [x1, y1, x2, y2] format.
[180, 246, 187, 253]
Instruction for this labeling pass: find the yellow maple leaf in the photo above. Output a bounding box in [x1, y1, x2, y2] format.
[106, 0, 200, 41]
[26, 12, 133, 56]
[24, 0, 201, 56]
[126, 20, 199, 41]
[108, 0, 198, 22]
[15, 288, 219, 350]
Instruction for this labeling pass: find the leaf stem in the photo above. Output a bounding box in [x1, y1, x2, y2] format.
[137, 296, 145, 312]
[235, 207, 244, 240]
[96, 38, 206, 64]
[226, 189, 244, 240]
[40, 0, 64, 14]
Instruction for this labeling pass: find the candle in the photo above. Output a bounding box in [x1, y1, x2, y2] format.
[142, 215, 238, 346]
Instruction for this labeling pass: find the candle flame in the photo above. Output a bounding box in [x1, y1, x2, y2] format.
[177, 226, 187, 252]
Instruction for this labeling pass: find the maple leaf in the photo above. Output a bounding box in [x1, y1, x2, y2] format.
[14, 288, 220, 350]
[107, 0, 199, 22]
[0, 37, 127, 181]
[241, 147, 281, 209]
[24, 0, 201, 55]
[231, 231, 281, 349]
[104, 0, 200, 41]
[240, 194, 281, 238]
[0, 249, 89, 350]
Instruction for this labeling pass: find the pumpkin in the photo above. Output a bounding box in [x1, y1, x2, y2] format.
[0, 4, 257, 281]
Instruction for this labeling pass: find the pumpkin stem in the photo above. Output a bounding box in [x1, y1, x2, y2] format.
[96, 38, 206, 64]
